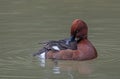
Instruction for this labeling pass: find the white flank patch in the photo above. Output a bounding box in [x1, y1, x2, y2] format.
[40, 52, 45, 59]
[52, 46, 60, 51]
[38, 52, 45, 67]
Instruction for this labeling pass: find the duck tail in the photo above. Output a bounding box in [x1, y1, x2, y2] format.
[33, 48, 48, 56]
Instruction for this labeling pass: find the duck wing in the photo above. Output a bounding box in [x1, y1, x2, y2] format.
[33, 38, 77, 56]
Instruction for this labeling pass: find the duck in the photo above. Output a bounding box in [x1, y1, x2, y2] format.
[33, 19, 97, 61]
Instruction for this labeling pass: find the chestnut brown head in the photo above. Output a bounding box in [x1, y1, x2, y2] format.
[71, 19, 88, 39]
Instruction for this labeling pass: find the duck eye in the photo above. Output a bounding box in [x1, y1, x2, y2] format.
[76, 30, 80, 33]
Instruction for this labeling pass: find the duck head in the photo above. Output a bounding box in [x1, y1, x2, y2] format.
[70, 19, 88, 42]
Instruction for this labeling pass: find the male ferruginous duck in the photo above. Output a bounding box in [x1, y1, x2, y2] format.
[33, 19, 97, 61]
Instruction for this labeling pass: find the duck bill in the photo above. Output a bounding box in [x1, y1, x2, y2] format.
[70, 30, 77, 42]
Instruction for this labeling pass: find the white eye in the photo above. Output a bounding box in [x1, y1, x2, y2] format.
[76, 30, 79, 33]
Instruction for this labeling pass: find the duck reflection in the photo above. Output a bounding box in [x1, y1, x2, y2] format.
[38, 56, 93, 75]
[59, 61, 93, 75]
[52, 58, 61, 74]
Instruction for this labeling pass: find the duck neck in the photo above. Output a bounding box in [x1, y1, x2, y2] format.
[77, 35, 87, 43]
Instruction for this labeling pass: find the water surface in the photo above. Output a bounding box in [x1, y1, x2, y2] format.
[0, 0, 120, 79]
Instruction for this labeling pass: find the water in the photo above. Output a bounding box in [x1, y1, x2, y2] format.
[0, 0, 120, 79]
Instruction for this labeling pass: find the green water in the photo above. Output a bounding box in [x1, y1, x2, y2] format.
[0, 0, 120, 79]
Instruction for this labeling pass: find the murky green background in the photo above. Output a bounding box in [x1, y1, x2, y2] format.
[0, 0, 120, 79]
